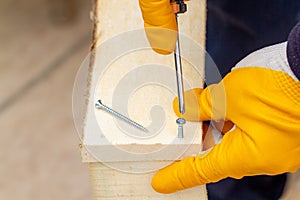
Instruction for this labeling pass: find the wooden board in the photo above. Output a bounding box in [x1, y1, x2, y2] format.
[76, 0, 207, 199]
[280, 170, 300, 200]
[89, 162, 208, 200]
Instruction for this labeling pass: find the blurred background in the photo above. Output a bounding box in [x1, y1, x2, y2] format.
[0, 0, 93, 199]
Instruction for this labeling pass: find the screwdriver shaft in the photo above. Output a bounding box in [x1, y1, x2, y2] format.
[174, 14, 185, 115]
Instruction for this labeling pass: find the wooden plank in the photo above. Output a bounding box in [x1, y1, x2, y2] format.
[82, 0, 207, 163]
[89, 162, 208, 200]
[280, 170, 300, 200]
[78, 0, 208, 198]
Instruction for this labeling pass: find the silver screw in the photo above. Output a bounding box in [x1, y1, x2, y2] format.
[95, 100, 148, 133]
[176, 118, 186, 138]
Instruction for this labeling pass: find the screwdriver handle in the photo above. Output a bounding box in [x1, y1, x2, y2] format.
[171, 0, 187, 14]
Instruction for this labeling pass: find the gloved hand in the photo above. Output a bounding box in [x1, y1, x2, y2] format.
[138, 0, 178, 54]
[151, 22, 300, 194]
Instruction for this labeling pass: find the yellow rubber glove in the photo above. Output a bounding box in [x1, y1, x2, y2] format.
[152, 67, 300, 194]
[138, 0, 178, 54]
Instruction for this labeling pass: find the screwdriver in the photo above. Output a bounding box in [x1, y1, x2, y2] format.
[171, 0, 187, 138]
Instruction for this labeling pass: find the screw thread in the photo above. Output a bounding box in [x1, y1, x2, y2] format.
[95, 100, 148, 132]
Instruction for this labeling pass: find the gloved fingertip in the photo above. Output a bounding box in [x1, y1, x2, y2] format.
[173, 88, 204, 121]
[139, 0, 178, 55]
[144, 27, 177, 55]
[151, 171, 173, 194]
[172, 97, 181, 117]
[152, 48, 173, 55]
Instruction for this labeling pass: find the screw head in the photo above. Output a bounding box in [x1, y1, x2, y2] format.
[176, 118, 186, 125]
[95, 100, 102, 109]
